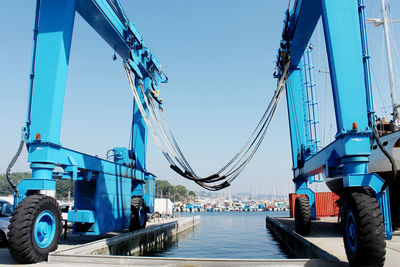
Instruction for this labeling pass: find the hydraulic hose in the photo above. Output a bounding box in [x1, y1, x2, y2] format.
[6, 140, 25, 195]
[373, 128, 398, 193]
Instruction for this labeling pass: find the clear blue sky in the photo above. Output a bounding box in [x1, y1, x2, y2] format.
[0, 1, 399, 195]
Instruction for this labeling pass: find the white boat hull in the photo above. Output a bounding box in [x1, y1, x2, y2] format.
[369, 131, 400, 174]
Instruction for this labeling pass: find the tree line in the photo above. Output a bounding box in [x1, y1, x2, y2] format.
[0, 172, 74, 200]
[156, 180, 196, 202]
[1, 173, 194, 202]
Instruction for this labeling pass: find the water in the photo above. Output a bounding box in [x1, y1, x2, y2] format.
[144, 211, 293, 259]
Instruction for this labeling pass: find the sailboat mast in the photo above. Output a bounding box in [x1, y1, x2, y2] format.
[381, 0, 399, 127]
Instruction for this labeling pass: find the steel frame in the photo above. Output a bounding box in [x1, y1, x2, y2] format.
[279, 0, 392, 238]
[16, 0, 163, 235]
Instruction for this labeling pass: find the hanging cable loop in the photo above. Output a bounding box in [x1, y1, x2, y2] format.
[124, 59, 290, 191]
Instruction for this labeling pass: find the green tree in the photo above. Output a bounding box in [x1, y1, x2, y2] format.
[155, 180, 192, 202]
[156, 180, 175, 198]
[188, 190, 196, 198]
[175, 185, 188, 197]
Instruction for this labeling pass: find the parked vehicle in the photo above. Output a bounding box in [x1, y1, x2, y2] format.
[0, 200, 14, 246]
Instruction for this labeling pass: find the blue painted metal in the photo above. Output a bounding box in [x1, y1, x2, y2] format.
[358, 0, 375, 126]
[34, 210, 57, 249]
[16, 0, 164, 237]
[285, 0, 321, 69]
[15, 179, 55, 206]
[279, 0, 392, 238]
[138, 205, 146, 227]
[112, 147, 134, 166]
[301, 46, 320, 155]
[286, 67, 307, 170]
[344, 209, 357, 253]
[67, 210, 95, 224]
[296, 179, 316, 219]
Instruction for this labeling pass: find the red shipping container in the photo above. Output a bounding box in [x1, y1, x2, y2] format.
[289, 192, 340, 218]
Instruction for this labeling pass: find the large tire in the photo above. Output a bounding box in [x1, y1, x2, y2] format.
[295, 196, 311, 236]
[0, 231, 6, 247]
[8, 195, 62, 263]
[129, 197, 147, 231]
[342, 192, 385, 267]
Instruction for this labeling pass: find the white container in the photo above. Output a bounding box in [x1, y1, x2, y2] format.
[154, 198, 173, 216]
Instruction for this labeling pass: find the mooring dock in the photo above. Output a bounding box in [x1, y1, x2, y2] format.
[0, 215, 341, 266]
[266, 216, 400, 266]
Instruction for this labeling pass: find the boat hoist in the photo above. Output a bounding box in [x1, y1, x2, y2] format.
[277, 0, 397, 266]
[4, 0, 288, 263]
[5, 0, 396, 266]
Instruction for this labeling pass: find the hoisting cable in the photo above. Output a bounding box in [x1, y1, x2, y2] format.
[124, 65, 199, 177]
[150, 71, 286, 183]
[124, 59, 290, 190]
[149, 99, 197, 176]
[137, 82, 195, 175]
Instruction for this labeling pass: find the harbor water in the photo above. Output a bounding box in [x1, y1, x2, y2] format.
[132, 211, 293, 259]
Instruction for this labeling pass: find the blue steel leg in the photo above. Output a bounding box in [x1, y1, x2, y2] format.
[27, 0, 76, 145]
[24, 0, 76, 196]
[131, 76, 150, 181]
[295, 178, 316, 220]
[378, 189, 392, 240]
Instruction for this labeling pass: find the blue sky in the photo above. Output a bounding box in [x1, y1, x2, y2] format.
[1, 1, 399, 195]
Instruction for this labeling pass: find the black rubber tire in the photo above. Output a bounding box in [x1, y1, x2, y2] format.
[0, 231, 6, 247]
[129, 197, 147, 231]
[342, 192, 386, 267]
[7, 194, 62, 263]
[295, 196, 311, 236]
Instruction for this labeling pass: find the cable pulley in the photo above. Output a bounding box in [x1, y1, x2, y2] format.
[124, 60, 290, 191]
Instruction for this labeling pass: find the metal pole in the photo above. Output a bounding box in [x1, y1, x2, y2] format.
[381, 0, 399, 127]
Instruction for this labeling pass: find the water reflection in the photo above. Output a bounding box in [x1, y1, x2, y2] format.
[111, 211, 293, 259]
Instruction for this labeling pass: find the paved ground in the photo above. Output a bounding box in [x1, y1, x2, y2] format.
[0, 217, 179, 266]
[276, 217, 400, 267]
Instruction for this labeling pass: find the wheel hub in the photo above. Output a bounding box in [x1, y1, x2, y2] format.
[345, 210, 357, 253]
[139, 206, 145, 226]
[34, 210, 56, 249]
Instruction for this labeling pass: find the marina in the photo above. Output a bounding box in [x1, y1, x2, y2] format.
[1, 0, 400, 266]
[0, 213, 340, 266]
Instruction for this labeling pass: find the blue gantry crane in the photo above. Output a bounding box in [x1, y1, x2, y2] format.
[275, 0, 392, 265]
[6, 0, 396, 265]
[5, 0, 166, 263]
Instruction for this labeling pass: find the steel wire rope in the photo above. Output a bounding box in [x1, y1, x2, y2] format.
[140, 84, 195, 176]
[197, 63, 289, 188]
[125, 65, 206, 181]
[232, 63, 290, 171]
[286, 78, 302, 156]
[225, 75, 287, 181]
[152, 62, 289, 183]
[124, 60, 290, 190]
[124, 65, 170, 159]
[166, 61, 289, 180]
[136, 82, 190, 173]
[148, 98, 197, 176]
[223, 93, 280, 177]
[201, 71, 288, 189]
[143, 74, 271, 182]
[216, 79, 288, 175]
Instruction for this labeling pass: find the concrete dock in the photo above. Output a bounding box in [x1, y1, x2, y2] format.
[0, 215, 342, 266]
[266, 216, 400, 266]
